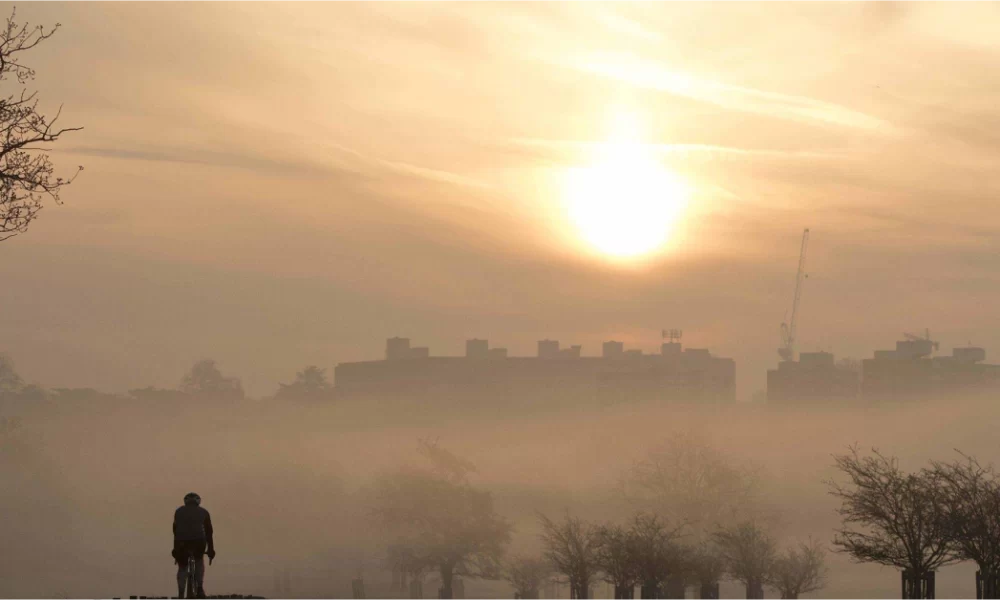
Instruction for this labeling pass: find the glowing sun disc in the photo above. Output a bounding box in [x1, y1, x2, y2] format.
[563, 131, 688, 259]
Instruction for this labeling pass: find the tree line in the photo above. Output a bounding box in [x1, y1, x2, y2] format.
[369, 438, 825, 600]
[532, 513, 823, 600]
[369, 440, 1000, 600]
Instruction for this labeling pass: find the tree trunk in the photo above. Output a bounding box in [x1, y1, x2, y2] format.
[664, 576, 686, 599]
[902, 569, 935, 599]
[746, 579, 764, 599]
[699, 581, 720, 600]
[615, 584, 635, 599]
[977, 568, 999, 600]
[439, 563, 454, 600]
[640, 581, 660, 599]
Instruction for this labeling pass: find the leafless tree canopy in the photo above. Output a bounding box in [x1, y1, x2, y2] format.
[712, 520, 777, 599]
[828, 447, 959, 577]
[628, 512, 686, 598]
[929, 453, 1000, 579]
[623, 436, 760, 536]
[371, 442, 512, 599]
[179, 359, 245, 400]
[768, 539, 827, 599]
[0, 7, 81, 240]
[538, 512, 599, 599]
[593, 523, 640, 598]
[0, 353, 24, 393]
[688, 540, 726, 589]
[274, 366, 333, 402]
[504, 555, 551, 599]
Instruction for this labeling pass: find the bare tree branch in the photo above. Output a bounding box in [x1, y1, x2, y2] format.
[713, 520, 776, 599]
[0, 7, 82, 241]
[504, 555, 551, 599]
[538, 512, 600, 599]
[768, 538, 827, 599]
[827, 446, 960, 580]
[928, 452, 1000, 578]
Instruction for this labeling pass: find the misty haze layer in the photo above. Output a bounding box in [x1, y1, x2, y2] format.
[2, 391, 998, 598]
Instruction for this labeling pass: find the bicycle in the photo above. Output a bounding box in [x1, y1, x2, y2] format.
[179, 547, 212, 599]
[183, 552, 198, 599]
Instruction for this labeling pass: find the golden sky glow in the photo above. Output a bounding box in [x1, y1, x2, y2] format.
[3, 2, 1000, 399]
[562, 107, 690, 259]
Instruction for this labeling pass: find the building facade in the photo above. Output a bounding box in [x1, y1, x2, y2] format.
[334, 337, 736, 405]
[766, 351, 860, 404]
[862, 341, 1000, 400]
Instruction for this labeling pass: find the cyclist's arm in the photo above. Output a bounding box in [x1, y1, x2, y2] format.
[205, 512, 215, 553]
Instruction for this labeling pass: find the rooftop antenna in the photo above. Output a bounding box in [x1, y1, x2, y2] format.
[778, 228, 810, 362]
[903, 329, 940, 353]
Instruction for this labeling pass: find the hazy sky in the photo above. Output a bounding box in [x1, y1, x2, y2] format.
[3, 2, 1000, 398]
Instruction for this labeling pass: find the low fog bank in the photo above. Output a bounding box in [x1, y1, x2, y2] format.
[1, 391, 998, 598]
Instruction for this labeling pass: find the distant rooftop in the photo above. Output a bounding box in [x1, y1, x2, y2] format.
[376, 337, 721, 361]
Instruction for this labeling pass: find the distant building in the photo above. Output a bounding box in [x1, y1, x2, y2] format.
[537, 340, 560, 359]
[862, 341, 1000, 400]
[386, 337, 411, 360]
[335, 337, 736, 405]
[767, 351, 859, 404]
[602, 341, 624, 359]
[595, 344, 736, 405]
[559, 345, 582, 359]
[466, 339, 489, 359]
[385, 337, 430, 360]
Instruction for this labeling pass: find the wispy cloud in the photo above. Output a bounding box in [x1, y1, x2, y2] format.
[64, 142, 490, 191]
[510, 137, 848, 161]
[575, 52, 895, 132]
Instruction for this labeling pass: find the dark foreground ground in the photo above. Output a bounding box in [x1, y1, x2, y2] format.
[117, 595, 265, 599]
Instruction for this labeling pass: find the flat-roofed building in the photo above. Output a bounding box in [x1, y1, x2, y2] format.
[767, 351, 859, 404]
[862, 343, 1000, 400]
[335, 337, 736, 406]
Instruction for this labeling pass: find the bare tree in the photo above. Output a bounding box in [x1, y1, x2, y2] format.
[593, 523, 639, 599]
[371, 441, 512, 599]
[828, 447, 959, 599]
[504, 555, 551, 599]
[768, 539, 827, 599]
[180, 359, 244, 400]
[0, 8, 82, 241]
[0, 353, 24, 394]
[538, 512, 599, 599]
[275, 365, 333, 402]
[713, 521, 777, 599]
[629, 512, 685, 599]
[623, 436, 760, 537]
[929, 453, 1000, 599]
[688, 541, 725, 600]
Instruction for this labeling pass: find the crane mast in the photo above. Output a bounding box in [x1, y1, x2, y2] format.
[779, 228, 810, 362]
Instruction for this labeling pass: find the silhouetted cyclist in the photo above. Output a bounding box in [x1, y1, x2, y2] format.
[172, 492, 216, 599]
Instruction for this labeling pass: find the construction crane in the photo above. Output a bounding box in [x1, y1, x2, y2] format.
[778, 228, 810, 362]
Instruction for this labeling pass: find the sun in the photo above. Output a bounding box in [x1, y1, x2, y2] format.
[562, 110, 689, 259]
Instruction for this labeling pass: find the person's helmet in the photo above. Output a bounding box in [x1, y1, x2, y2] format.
[184, 492, 201, 506]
